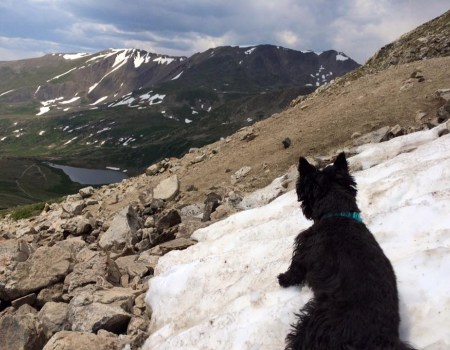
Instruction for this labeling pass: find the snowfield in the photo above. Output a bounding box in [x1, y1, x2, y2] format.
[144, 125, 450, 350]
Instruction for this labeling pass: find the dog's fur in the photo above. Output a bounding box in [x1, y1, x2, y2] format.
[278, 153, 416, 350]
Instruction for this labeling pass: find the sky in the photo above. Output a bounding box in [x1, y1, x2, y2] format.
[0, 0, 448, 64]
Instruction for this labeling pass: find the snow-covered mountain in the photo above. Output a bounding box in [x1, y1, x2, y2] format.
[142, 124, 450, 350]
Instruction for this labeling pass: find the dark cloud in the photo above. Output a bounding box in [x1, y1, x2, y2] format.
[0, 0, 448, 62]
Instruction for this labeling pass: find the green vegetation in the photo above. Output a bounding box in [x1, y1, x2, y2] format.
[0, 197, 65, 220]
[175, 89, 219, 105]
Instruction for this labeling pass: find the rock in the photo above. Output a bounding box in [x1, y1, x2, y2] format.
[210, 203, 235, 221]
[176, 220, 207, 239]
[15, 226, 37, 238]
[418, 77, 425, 83]
[0, 245, 75, 301]
[436, 89, 450, 103]
[159, 238, 197, 255]
[231, 166, 252, 185]
[0, 239, 33, 264]
[68, 287, 135, 333]
[0, 305, 50, 350]
[35, 283, 64, 307]
[190, 153, 206, 164]
[86, 199, 99, 206]
[43, 331, 126, 350]
[153, 175, 179, 201]
[415, 111, 428, 123]
[11, 293, 36, 309]
[62, 200, 85, 216]
[410, 70, 423, 79]
[156, 209, 181, 232]
[351, 132, 362, 139]
[381, 124, 405, 142]
[38, 302, 70, 334]
[135, 239, 151, 251]
[179, 204, 205, 218]
[115, 256, 153, 278]
[189, 147, 200, 153]
[99, 206, 142, 251]
[282, 138, 291, 149]
[134, 293, 146, 309]
[185, 185, 197, 192]
[144, 216, 155, 228]
[353, 126, 390, 146]
[202, 192, 222, 222]
[437, 101, 450, 123]
[145, 163, 162, 176]
[66, 249, 121, 294]
[79, 186, 94, 199]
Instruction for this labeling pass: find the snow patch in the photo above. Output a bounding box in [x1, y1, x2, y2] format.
[245, 47, 256, 55]
[47, 67, 78, 82]
[106, 166, 120, 171]
[64, 136, 77, 145]
[0, 89, 15, 97]
[336, 54, 349, 61]
[153, 56, 175, 65]
[39, 131, 45, 136]
[90, 96, 108, 105]
[59, 97, 80, 105]
[185, 118, 192, 124]
[171, 71, 183, 80]
[36, 107, 50, 116]
[63, 53, 91, 60]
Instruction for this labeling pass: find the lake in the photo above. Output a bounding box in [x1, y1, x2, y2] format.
[45, 162, 129, 185]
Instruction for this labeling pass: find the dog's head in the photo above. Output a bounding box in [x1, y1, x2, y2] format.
[296, 152, 357, 220]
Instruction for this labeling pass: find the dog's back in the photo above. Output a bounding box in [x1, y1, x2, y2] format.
[278, 153, 416, 350]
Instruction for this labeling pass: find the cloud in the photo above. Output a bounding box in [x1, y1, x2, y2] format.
[0, 0, 449, 63]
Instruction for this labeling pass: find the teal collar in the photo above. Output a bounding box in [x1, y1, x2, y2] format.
[321, 211, 363, 223]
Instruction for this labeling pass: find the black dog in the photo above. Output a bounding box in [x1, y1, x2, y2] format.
[278, 153, 416, 350]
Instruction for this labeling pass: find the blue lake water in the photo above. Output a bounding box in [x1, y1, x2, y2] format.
[45, 162, 129, 185]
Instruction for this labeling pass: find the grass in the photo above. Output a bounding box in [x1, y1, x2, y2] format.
[0, 197, 65, 220]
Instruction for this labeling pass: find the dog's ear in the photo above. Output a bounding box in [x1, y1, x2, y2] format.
[334, 152, 348, 172]
[298, 157, 315, 177]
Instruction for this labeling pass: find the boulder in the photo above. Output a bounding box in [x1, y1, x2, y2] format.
[176, 220, 207, 239]
[436, 88, 450, 103]
[156, 209, 181, 232]
[145, 163, 162, 176]
[231, 166, 252, 185]
[79, 187, 94, 199]
[68, 286, 135, 333]
[159, 238, 197, 254]
[415, 112, 427, 123]
[38, 302, 70, 334]
[179, 204, 205, 218]
[0, 245, 75, 301]
[115, 256, 150, 278]
[437, 101, 450, 123]
[144, 216, 155, 228]
[190, 153, 206, 164]
[99, 206, 142, 251]
[153, 175, 179, 201]
[35, 283, 64, 307]
[11, 293, 36, 309]
[0, 239, 33, 265]
[353, 126, 390, 146]
[43, 331, 125, 350]
[66, 249, 121, 294]
[0, 305, 50, 350]
[62, 200, 85, 216]
[202, 192, 222, 222]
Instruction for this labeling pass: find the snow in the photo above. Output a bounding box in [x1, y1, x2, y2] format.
[0, 137, 6, 141]
[247, 117, 252, 122]
[192, 111, 198, 115]
[90, 96, 108, 105]
[41, 97, 64, 107]
[185, 118, 192, 124]
[143, 126, 450, 350]
[63, 53, 91, 60]
[59, 97, 80, 104]
[35, 86, 41, 95]
[134, 51, 145, 68]
[64, 136, 77, 145]
[47, 67, 78, 82]
[0, 89, 15, 97]
[171, 71, 183, 80]
[63, 108, 70, 112]
[153, 56, 175, 65]
[39, 131, 45, 136]
[36, 107, 50, 116]
[207, 106, 212, 112]
[106, 166, 120, 171]
[110, 97, 135, 107]
[336, 54, 349, 61]
[97, 127, 111, 134]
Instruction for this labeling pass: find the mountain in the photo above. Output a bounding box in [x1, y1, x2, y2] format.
[0, 45, 359, 208]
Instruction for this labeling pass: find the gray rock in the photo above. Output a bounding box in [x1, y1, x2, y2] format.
[99, 206, 142, 251]
[156, 209, 181, 232]
[436, 88, 450, 103]
[179, 203, 205, 218]
[159, 238, 197, 254]
[0, 239, 33, 264]
[62, 200, 85, 216]
[68, 287, 135, 333]
[35, 283, 64, 307]
[144, 216, 155, 228]
[79, 186, 94, 199]
[190, 153, 206, 164]
[202, 192, 222, 222]
[153, 175, 180, 201]
[0, 246, 75, 301]
[353, 126, 390, 146]
[437, 101, 450, 123]
[66, 249, 121, 294]
[43, 331, 125, 350]
[11, 293, 36, 309]
[145, 163, 162, 176]
[115, 256, 150, 278]
[0, 305, 50, 350]
[231, 166, 252, 185]
[38, 302, 70, 334]
[415, 112, 428, 123]
[282, 138, 291, 149]
[177, 220, 207, 239]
